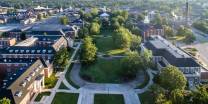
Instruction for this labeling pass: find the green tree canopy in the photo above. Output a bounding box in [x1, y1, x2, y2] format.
[37, 13, 43, 20]
[84, 13, 93, 22]
[81, 36, 97, 64]
[120, 51, 143, 77]
[91, 8, 99, 16]
[159, 65, 187, 91]
[60, 16, 69, 25]
[0, 97, 10, 104]
[164, 25, 174, 38]
[137, 13, 145, 21]
[113, 27, 131, 49]
[170, 89, 185, 104]
[192, 86, 208, 104]
[78, 27, 89, 39]
[53, 47, 70, 71]
[177, 26, 196, 44]
[130, 35, 141, 50]
[112, 10, 128, 21]
[140, 48, 153, 69]
[90, 22, 101, 35]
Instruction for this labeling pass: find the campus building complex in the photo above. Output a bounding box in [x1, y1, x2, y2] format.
[145, 35, 201, 87]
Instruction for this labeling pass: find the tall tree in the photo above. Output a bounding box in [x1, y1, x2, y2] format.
[90, 22, 101, 35]
[113, 28, 131, 49]
[81, 36, 97, 64]
[53, 48, 70, 71]
[130, 35, 141, 50]
[140, 49, 153, 69]
[120, 51, 142, 78]
[159, 65, 187, 91]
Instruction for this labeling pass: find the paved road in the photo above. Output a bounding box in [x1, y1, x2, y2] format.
[182, 43, 208, 68]
[180, 28, 208, 68]
[192, 28, 208, 43]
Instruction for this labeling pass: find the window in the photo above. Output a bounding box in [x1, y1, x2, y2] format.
[42, 50, 46, 53]
[48, 50, 52, 53]
[15, 91, 22, 97]
[37, 50, 41, 53]
[31, 50, 35, 53]
[15, 50, 19, 53]
[9, 50, 13, 53]
[30, 72, 35, 77]
[26, 50, 29, 53]
[20, 81, 26, 87]
[25, 76, 31, 82]
[39, 65, 43, 68]
[20, 50, 24, 53]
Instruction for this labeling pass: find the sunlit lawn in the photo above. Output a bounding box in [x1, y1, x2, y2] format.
[94, 30, 129, 55]
[169, 36, 186, 41]
[52, 92, 79, 104]
[80, 58, 123, 83]
[35, 92, 51, 101]
[94, 94, 124, 104]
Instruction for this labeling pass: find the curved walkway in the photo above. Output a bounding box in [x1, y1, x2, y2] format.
[69, 62, 156, 104]
[31, 42, 157, 104]
[70, 63, 146, 89]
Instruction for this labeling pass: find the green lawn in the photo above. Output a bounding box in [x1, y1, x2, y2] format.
[52, 93, 79, 104]
[94, 30, 129, 55]
[94, 94, 124, 104]
[59, 82, 68, 89]
[35, 92, 51, 101]
[80, 58, 123, 83]
[139, 91, 154, 104]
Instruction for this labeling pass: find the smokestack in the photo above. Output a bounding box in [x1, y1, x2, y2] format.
[185, 0, 190, 26]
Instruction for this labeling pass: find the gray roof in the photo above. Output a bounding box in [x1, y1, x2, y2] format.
[148, 36, 190, 58]
[145, 36, 200, 67]
[8, 59, 44, 104]
[0, 46, 55, 54]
